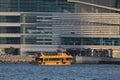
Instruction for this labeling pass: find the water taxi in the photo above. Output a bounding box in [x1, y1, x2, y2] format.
[35, 52, 72, 66]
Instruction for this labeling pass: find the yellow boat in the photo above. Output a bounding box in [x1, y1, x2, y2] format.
[35, 52, 72, 66]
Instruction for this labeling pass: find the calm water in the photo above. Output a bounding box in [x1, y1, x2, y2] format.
[0, 64, 120, 80]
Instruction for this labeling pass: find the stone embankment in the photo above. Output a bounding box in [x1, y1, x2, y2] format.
[0, 55, 35, 64]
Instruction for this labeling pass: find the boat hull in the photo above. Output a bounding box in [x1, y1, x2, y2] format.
[38, 61, 71, 66]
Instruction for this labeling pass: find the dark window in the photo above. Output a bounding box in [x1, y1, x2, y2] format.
[0, 16, 20, 22]
[61, 37, 120, 46]
[0, 27, 20, 33]
[0, 37, 20, 44]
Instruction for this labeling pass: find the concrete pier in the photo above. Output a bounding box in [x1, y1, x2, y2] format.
[0, 55, 35, 64]
[76, 56, 120, 64]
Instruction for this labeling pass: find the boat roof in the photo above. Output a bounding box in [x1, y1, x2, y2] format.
[39, 52, 72, 58]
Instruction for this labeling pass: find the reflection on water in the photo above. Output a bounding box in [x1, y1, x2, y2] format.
[0, 64, 120, 80]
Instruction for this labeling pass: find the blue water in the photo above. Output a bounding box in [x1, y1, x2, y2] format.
[0, 64, 120, 80]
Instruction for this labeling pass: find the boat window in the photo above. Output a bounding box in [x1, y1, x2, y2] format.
[66, 58, 72, 60]
[44, 58, 49, 61]
[36, 58, 43, 61]
[50, 58, 61, 61]
[62, 58, 71, 61]
[44, 58, 61, 61]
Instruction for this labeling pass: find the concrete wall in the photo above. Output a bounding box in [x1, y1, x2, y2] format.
[76, 56, 120, 64]
[112, 49, 120, 58]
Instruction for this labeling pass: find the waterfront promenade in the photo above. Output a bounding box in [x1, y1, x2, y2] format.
[0, 54, 120, 64]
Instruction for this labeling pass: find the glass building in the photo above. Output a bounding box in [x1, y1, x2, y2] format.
[0, 0, 74, 12]
[0, 0, 120, 57]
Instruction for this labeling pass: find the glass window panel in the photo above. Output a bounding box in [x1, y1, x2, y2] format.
[0, 37, 20, 44]
[61, 37, 120, 46]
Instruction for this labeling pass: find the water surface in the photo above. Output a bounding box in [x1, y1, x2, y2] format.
[0, 64, 120, 80]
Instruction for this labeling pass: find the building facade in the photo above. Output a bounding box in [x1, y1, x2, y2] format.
[0, 0, 120, 57]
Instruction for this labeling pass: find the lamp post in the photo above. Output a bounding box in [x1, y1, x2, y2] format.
[73, 42, 76, 63]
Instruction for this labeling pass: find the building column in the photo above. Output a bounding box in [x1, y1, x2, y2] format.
[91, 49, 94, 56]
[81, 38, 83, 45]
[100, 38, 103, 45]
[112, 40, 114, 46]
